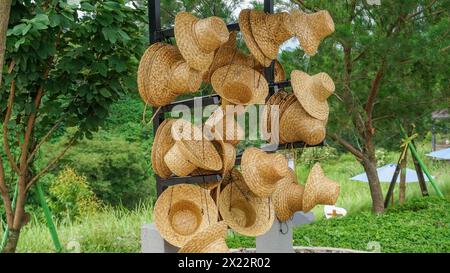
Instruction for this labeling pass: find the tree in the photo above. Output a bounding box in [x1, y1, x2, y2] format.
[0, 0, 146, 252]
[281, 0, 449, 213]
[0, 0, 12, 87]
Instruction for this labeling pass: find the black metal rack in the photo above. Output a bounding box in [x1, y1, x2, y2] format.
[147, 0, 323, 196]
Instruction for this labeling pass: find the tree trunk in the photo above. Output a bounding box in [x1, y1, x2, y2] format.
[0, 0, 12, 87]
[2, 229, 20, 253]
[362, 158, 385, 213]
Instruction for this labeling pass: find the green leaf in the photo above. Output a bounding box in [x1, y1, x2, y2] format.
[15, 37, 26, 49]
[99, 88, 112, 98]
[49, 13, 61, 27]
[117, 30, 130, 42]
[8, 23, 28, 36]
[93, 62, 108, 77]
[102, 27, 118, 44]
[81, 2, 95, 12]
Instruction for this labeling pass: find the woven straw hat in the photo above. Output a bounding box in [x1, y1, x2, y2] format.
[178, 221, 230, 253]
[279, 101, 327, 145]
[164, 119, 223, 177]
[241, 148, 290, 197]
[285, 9, 335, 56]
[250, 10, 292, 61]
[273, 170, 305, 222]
[261, 91, 288, 141]
[154, 184, 218, 247]
[151, 119, 175, 178]
[239, 9, 272, 67]
[291, 70, 335, 121]
[204, 106, 244, 146]
[175, 12, 229, 72]
[218, 169, 275, 236]
[211, 64, 269, 105]
[303, 163, 340, 212]
[137, 43, 202, 107]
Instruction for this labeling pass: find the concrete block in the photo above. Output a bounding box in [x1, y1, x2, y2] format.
[141, 223, 179, 253]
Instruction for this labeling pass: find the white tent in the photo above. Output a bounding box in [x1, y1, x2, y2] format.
[350, 164, 431, 183]
[426, 148, 450, 160]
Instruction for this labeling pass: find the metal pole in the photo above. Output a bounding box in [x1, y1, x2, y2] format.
[148, 0, 161, 44]
[0, 183, 18, 251]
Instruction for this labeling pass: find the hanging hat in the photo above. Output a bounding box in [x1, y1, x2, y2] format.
[291, 70, 335, 121]
[279, 101, 327, 145]
[151, 119, 175, 178]
[211, 64, 269, 105]
[261, 91, 288, 141]
[303, 163, 340, 212]
[218, 169, 275, 236]
[164, 119, 223, 177]
[273, 170, 305, 222]
[241, 147, 290, 197]
[154, 184, 218, 247]
[137, 43, 202, 107]
[204, 106, 244, 146]
[175, 12, 229, 72]
[178, 221, 230, 253]
[250, 10, 292, 61]
[285, 10, 335, 56]
[239, 9, 272, 67]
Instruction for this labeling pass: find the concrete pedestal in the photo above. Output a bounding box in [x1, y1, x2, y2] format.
[141, 223, 179, 253]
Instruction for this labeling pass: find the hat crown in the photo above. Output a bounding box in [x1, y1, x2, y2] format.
[256, 152, 289, 183]
[194, 16, 229, 53]
[311, 72, 335, 101]
[286, 183, 305, 212]
[303, 163, 340, 211]
[265, 12, 292, 45]
[169, 61, 202, 95]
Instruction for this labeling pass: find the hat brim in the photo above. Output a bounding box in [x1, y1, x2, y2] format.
[178, 221, 229, 253]
[151, 119, 175, 178]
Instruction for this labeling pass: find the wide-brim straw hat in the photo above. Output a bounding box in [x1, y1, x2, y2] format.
[239, 9, 272, 67]
[211, 64, 269, 105]
[218, 169, 275, 236]
[291, 70, 335, 121]
[273, 170, 305, 222]
[303, 163, 340, 212]
[279, 100, 327, 145]
[164, 119, 223, 177]
[205, 106, 244, 146]
[175, 12, 229, 72]
[137, 43, 202, 107]
[178, 221, 230, 253]
[241, 147, 290, 197]
[151, 119, 175, 178]
[285, 9, 335, 56]
[250, 10, 292, 61]
[154, 184, 218, 247]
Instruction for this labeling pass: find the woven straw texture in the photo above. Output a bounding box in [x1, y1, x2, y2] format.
[204, 107, 244, 146]
[178, 221, 229, 253]
[154, 184, 218, 247]
[273, 170, 305, 222]
[303, 163, 340, 212]
[151, 119, 175, 178]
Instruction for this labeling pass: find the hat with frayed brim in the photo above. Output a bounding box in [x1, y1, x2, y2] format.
[151, 119, 175, 178]
[175, 12, 229, 72]
[154, 184, 218, 247]
[291, 70, 335, 121]
[178, 221, 229, 253]
[218, 169, 275, 236]
[241, 147, 290, 197]
[273, 170, 305, 222]
[303, 163, 340, 212]
[211, 64, 269, 105]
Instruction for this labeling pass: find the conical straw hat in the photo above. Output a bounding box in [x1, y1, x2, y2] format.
[239, 9, 272, 67]
[285, 9, 335, 56]
[175, 12, 229, 72]
[303, 163, 340, 212]
[291, 70, 335, 121]
[211, 64, 269, 105]
[241, 148, 290, 197]
[218, 169, 275, 236]
[178, 221, 230, 253]
[151, 119, 175, 178]
[137, 43, 202, 107]
[250, 10, 292, 61]
[279, 101, 327, 145]
[273, 170, 305, 222]
[164, 119, 223, 177]
[154, 184, 218, 247]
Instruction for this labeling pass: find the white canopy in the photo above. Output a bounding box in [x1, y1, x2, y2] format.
[426, 148, 450, 160]
[350, 164, 431, 183]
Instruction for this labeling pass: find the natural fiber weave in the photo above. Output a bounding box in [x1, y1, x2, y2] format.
[261, 91, 288, 141]
[273, 170, 305, 222]
[154, 184, 218, 247]
[291, 70, 335, 121]
[241, 148, 290, 198]
[285, 10, 335, 56]
[151, 119, 175, 178]
[178, 221, 229, 253]
[302, 163, 340, 212]
[204, 106, 244, 146]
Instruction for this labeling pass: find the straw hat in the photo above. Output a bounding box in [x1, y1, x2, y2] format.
[164, 119, 223, 177]
[218, 169, 275, 236]
[261, 91, 288, 141]
[137, 43, 202, 107]
[175, 12, 229, 72]
[303, 163, 340, 212]
[178, 221, 230, 253]
[273, 170, 305, 222]
[250, 10, 292, 61]
[151, 119, 175, 178]
[241, 148, 290, 197]
[154, 184, 218, 247]
[239, 9, 272, 67]
[204, 106, 244, 146]
[291, 70, 335, 121]
[285, 10, 335, 56]
[279, 101, 326, 145]
[211, 64, 269, 105]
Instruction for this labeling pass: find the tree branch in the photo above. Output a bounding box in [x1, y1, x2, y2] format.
[364, 60, 386, 134]
[3, 80, 20, 175]
[0, 158, 13, 228]
[27, 115, 65, 164]
[330, 133, 365, 160]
